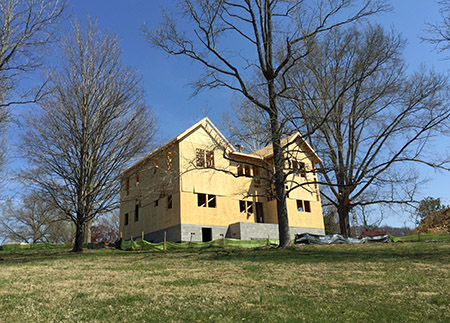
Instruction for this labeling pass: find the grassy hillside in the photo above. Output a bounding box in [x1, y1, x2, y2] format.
[1, 243, 449, 322]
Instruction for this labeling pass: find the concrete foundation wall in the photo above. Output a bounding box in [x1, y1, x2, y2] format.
[143, 222, 324, 242]
[228, 222, 324, 240]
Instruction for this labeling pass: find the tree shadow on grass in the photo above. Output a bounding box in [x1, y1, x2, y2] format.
[203, 243, 450, 265]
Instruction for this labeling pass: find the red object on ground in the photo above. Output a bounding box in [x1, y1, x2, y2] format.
[361, 231, 387, 237]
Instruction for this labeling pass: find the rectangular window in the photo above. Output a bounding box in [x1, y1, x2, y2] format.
[297, 200, 303, 212]
[136, 173, 140, 186]
[198, 193, 207, 207]
[206, 151, 214, 168]
[168, 195, 173, 209]
[239, 200, 253, 213]
[253, 166, 260, 177]
[237, 164, 243, 176]
[299, 162, 306, 178]
[244, 165, 251, 177]
[126, 177, 130, 196]
[239, 200, 246, 213]
[135, 204, 139, 222]
[304, 201, 311, 212]
[246, 201, 253, 213]
[154, 199, 159, 207]
[167, 151, 172, 170]
[197, 193, 216, 208]
[196, 149, 205, 167]
[207, 194, 216, 208]
[124, 213, 129, 225]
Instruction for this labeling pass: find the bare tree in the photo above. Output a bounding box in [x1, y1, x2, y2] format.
[422, 0, 450, 53]
[285, 24, 450, 236]
[0, 191, 65, 243]
[0, 0, 66, 168]
[143, 0, 390, 247]
[22, 21, 158, 252]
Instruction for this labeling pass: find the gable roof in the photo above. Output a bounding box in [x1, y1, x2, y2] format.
[253, 133, 322, 164]
[122, 117, 234, 175]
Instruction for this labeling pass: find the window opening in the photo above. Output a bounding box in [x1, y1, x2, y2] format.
[246, 201, 253, 213]
[239, 200, 254, 213]
[244, 165, 251, 177]
[297, 200, 303, 212]
[299, 162, 306, 178]
[167, 151, 172, 170]
[237, 164, 243, 176]
[206, 151, 214, 168]
[168, 195, 173, 209]
[126, 178, 130, 196]
[304, 200, 311, 212]
[196, 149, 205, 167]
[124, 213, 129, 225]
[197, 193, 216, 208]
[198, 193, 207, 207]
[154, 199, 159, 207]
[135, 204, 139, 222]
[136, 173, 140, 186]
[208, 195, 216, 208]
[239, 200, 246, 213]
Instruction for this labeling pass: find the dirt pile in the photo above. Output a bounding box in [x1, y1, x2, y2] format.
[411, 208, 450, 234]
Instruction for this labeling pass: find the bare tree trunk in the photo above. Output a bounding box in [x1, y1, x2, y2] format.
[268, 105, 290, 247]
[73, 220, 84, 253]
[337, 201, 351, 237]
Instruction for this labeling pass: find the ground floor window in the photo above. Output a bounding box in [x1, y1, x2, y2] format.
[297, 200, 311, 212]
[168, 195, 173, 209]
[197, 193, 216, 208]
[239, 200, 253, 213]
[135, 204, 139, 222]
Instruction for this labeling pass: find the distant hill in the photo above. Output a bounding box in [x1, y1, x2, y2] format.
[411, 208, 450, 234]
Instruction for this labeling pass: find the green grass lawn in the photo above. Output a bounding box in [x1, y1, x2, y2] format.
[1, 243, 449, 322]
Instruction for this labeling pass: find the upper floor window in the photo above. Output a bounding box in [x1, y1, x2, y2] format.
[124, 213, 129, 225]
[196, 148, 214, 168]
[196, 149, 205, 167]
[206, 151, 214, 168]
[299, 162, 306, 178]
[237, 164, 243, 176]
[237, 163, 253, 177]
[167, 151, 172, 170]
[136, 172, 140, 186]
[125, 178, 130, 196]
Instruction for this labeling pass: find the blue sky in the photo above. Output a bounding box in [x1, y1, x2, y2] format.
[7, 0, 450, 227]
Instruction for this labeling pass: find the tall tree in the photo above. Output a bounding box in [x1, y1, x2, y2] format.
[286, 24, 450, 236]
[144, 0, 390, 247]
[0, 0, 66, 170]
[22, 21, 158, 252]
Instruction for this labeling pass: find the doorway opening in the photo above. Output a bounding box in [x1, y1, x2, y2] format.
[202, 227, 212, 242]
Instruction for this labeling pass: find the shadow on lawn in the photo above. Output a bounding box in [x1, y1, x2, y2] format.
[1, 242, 448, 266]
[204, 243, 450, 265]
[0, 247, 129, 265]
